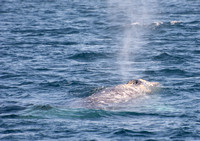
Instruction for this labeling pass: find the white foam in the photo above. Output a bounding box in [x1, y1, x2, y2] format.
[153, 21, 163, 26]
[131, 22, 140, 26]
[170, 21, 182, 25]
[131, 21, 181, 27]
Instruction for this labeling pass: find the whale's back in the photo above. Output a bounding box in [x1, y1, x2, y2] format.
[83, 85, 143, 109]
[81, 79, 159, 109]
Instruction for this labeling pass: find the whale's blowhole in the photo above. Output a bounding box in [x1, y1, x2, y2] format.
[127, 79, 142, 85]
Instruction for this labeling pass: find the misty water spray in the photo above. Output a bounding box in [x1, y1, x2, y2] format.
[107, 0, 157, 81]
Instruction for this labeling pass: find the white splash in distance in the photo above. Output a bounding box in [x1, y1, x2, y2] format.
[153, 21, 164, 26]
[170, 21, 182, 25]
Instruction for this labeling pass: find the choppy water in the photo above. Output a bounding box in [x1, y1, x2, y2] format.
[0, 0, 200, 140]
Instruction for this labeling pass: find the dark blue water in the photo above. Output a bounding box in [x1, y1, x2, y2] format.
[1, 0, 200, 140]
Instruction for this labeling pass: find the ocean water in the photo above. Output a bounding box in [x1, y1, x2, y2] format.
[0, 0, 200, 140]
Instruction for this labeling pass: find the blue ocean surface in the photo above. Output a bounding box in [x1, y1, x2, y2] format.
[0, 0, 200, 140]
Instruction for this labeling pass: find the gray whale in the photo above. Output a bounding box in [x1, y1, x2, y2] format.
[82, 79, 159, 109]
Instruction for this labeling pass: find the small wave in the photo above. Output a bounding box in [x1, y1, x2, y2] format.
[27, 106, 111, 119]
[153, 52, 173, 60]
[0, 114, 20, 119]
[1, 129, 23, 134]
[32, 104, 53, 111]
[68, 109, 111, 119]
[0, 85, 18, 89]
[39, 79, 69, 88]
[33, 67, 52, 71]
[192, 50, 200, 54]
[160, 68, 187, 76]
[11, 27, 80, 35]
[0, 72, 22, 79]
[153, 52, 185, 64]
[170, 127, 197, 139]
[112, 128, 154, 136]
[0, 105, 26, 114]
[153, 52, 182, 61]
[45, 41, 79, 46]
[68, 51, 111, 61]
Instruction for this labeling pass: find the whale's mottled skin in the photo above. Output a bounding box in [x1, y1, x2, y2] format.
[83, 79, 159, 109]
